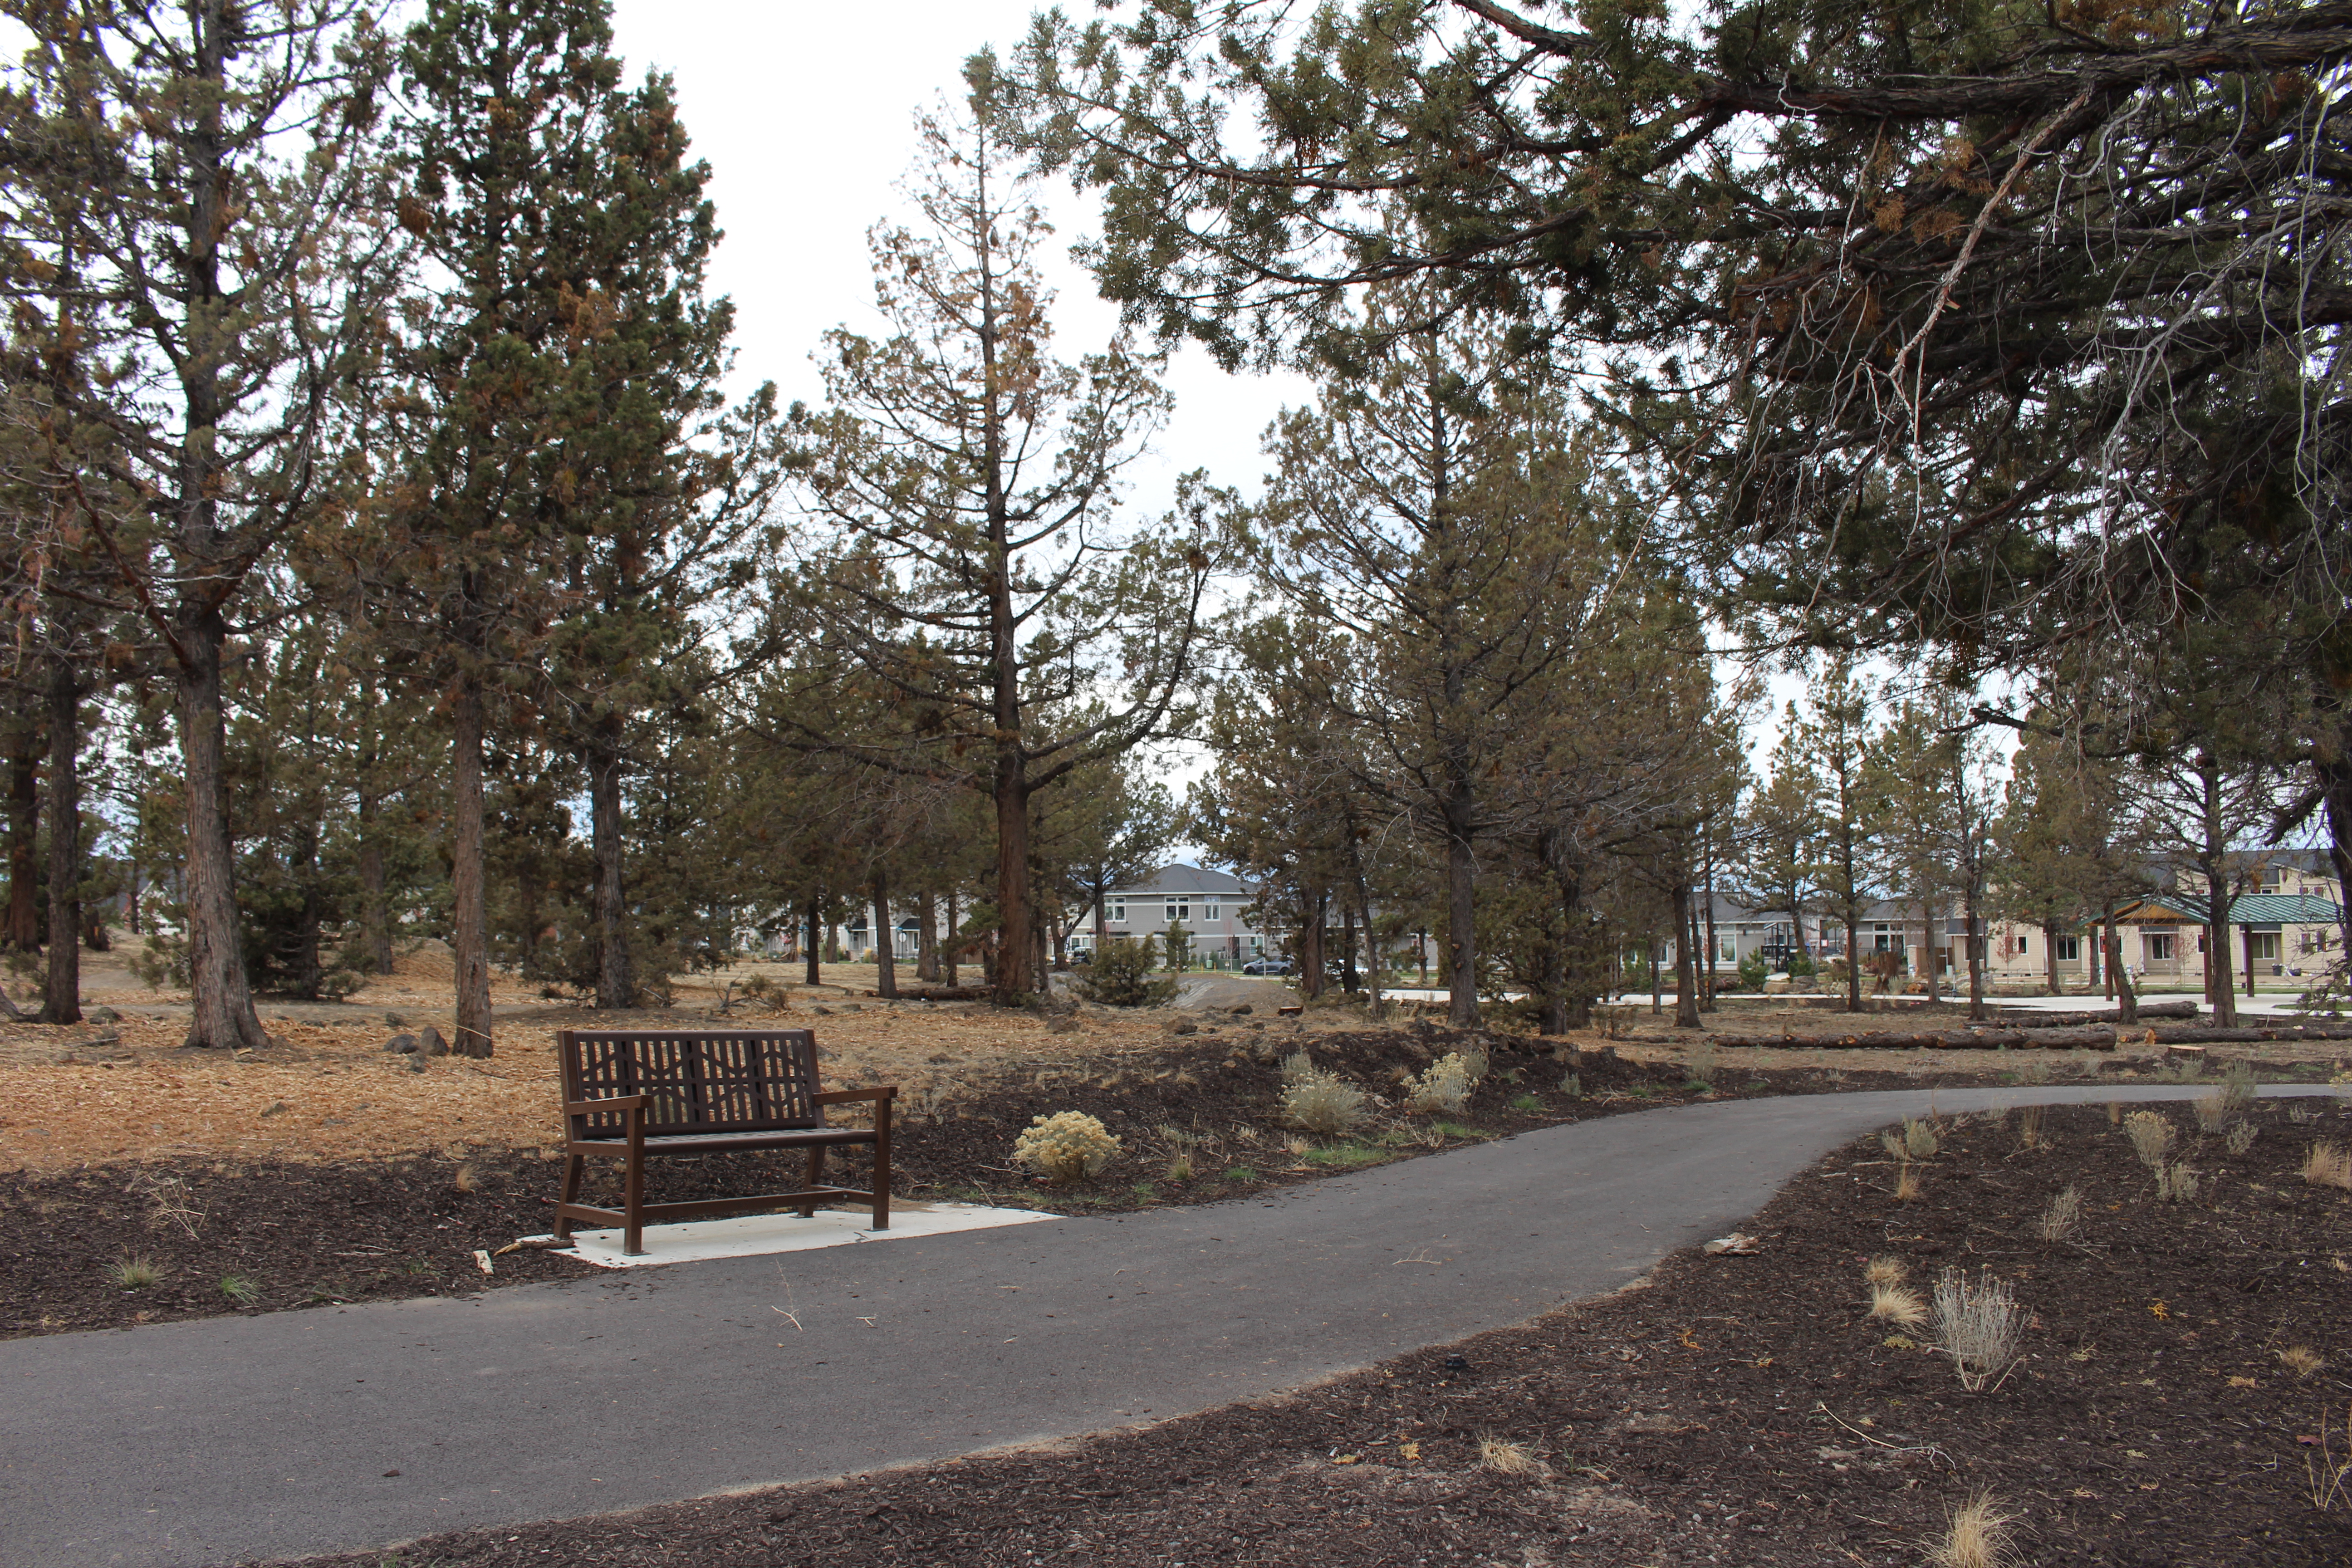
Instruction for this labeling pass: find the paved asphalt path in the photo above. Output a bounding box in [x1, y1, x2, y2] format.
[3, 1083, 2332, 1567]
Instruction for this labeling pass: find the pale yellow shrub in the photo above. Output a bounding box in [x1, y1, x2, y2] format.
[1011, 1111, 1122, 1184]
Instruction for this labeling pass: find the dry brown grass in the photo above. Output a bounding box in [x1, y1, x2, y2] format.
[2302, 1142, 2352, 1189]
[1475, 1434, 1541, 1476]
[2279, 1345, 2328, 1379]
[1894, 1161, 1925, 1202]
[1870, 1281, 1928, 1327]
[1865, 1255, 1907, 1287]
[2036, 1185, 2082, 1242]
[1926, 1490, 2019, 1568]
[452, 1161, 481, 1193]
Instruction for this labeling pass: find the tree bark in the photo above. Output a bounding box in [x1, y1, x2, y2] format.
[944, 890, 959, 985]
[2043, 919, 2061, 995]
[1441, 775, 1480, 1026]
[446, 672, 495, 1057]
[356, 687, 392, 975]
[2198, 760, 2238, 1027]
[291, 816, 323, 1000]
[1339, 902, 1359, 991]
[40, 652, 80, 1025]
[993, 769, 1034, 1003]
[1671, 879, 1700, 1028]
[916, 890, 941, 982]
[871, 866, 897, 999]
[1298, 885, 1328, 999]
[5, 711, 38, 952]
[176, 613, 273, 1050]
[804, 888, 823, 986]
[588, 725, 631, 1009]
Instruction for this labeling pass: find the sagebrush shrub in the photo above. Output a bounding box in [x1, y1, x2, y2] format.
[2225, 1120, 2258, 1156]
[1931, 1268, 2024, 1392]
[1403, 1052, 1480, 1116]
[1011, 1111, 1122, 1183]
[2036, 1185, 2082, 1242]
[1282, 1069, 1369, 1137]
[2125, 1110, 2176, 1168]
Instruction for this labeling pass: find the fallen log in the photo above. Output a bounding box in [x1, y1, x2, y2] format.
[2135, 1023, 2352, 1045]
[1712, 1025, 2115, 1051]
[1989, 1000, 2200, 1027]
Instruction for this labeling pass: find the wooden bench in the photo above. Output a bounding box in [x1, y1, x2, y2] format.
[553, 1028, 896, 1255]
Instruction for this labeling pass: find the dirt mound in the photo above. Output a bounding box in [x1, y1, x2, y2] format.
[389, 939, 456, 981]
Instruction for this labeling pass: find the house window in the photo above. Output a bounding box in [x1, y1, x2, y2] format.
[2055, 936, 2081, 962]
[2017, 934, 2030, 954]
[1166, 899, 1189, 923]
[1204, 901, 1220, 921]
[2146, 932, 2176, 961]
[1110, 900, 1127, 925]
[2249, 932, 2281, 961]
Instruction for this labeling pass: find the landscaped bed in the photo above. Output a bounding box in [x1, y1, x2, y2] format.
[3, 1019, 2247, 1339]
[258, 1092, 2352, 1568]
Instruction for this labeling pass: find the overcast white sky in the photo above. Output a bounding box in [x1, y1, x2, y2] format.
[607, 0, 1307, 524]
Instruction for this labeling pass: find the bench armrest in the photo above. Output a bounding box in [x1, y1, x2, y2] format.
[813, 1086, 897, 1106]
[563, 1094, 649, 1116]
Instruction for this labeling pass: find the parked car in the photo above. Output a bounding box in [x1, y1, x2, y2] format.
[1240, 956, 1294, 976]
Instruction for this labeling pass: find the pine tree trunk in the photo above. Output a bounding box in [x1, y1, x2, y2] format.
[5, 712, 37, 952]
[804, 889, 823, 986]
[357, 690, 392, 975]
[40, 652, 80, 1025]
[447, 671, 495, 1058]
[871, 867, 897, 999]
[1298, 887, 1327, 999]
[177, 616, 271, 1050]
[1339, 902, 1358, 990]
[916, 891, 941, 982]
[2043, 920, 2061, 995]
[1442, 778, 1479, 1027]
[291, 817, 323, 1000]
[1671, 880, 1700, 1028]
[2200, 762, 2237, 1027]
[588, 726, 631, 1009]
[993, 767, 1033, 1004]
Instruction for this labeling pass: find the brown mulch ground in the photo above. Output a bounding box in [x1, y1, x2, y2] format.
[3, 1021, 2191, 1340]
[261, 1095, 2352, 1568]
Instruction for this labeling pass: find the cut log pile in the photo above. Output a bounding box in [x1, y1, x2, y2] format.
[1711, 1014, 2352, 1050]
[1988, 1000, 2200, 1026]
[1711, 1025, 2118, 1051]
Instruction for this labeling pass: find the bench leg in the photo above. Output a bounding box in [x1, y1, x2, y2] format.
[554, 1154, 585, 1241]
[871, 1106, 892, 1231]
[800, 1147, 824, 1218]
[622, 1149, 646, 1257]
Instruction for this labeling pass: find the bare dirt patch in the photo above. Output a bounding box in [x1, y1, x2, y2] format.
[259, 1094, 2352, 1568]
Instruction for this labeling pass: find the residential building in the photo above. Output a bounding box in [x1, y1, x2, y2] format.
[1065, 862, 1266, 967]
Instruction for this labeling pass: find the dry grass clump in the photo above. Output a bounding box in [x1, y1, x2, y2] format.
[452, 1161, 481, 1193]
[1279, 1050, 1317, 1085]
[1865, 1255, 1907, 1287]
[1870, 1281, 1929, 1327]
[2279, 1345, 2328, 1379]
[1011, 1111, 1122, 1184]
[1683, 1039, 1718, 1086]
[1926, 1490, 2019, 1568]
[2036, 1185, 2082, 1242]
[108, 1255, 161, 1289]
[1402, 1052, 1481, 1116]
[1475, 1434, 1541, 1476]
[2220, 1061, 2259, 1112]
[2154, 1161, 2202, 1202]
[2302, 1142, 2352, 1189]
[1894, 1161, 1925, 1202]
[1931, 1268, 2024, 1392]
[1281, 1069, 1370, 1137]
[1882, 1117, 1940, 1161]
[2016, 1103, 2046, 1150]
[2125, 1110, 2176, 1168]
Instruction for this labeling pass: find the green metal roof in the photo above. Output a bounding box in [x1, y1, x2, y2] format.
[2225, 893, 2342, 925]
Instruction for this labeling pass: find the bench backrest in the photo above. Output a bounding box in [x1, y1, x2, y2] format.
[558, 1029, 827, 1139]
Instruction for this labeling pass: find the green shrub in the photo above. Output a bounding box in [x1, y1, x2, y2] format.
[1786, 950, 1817, 978]
[1071, 939, 1176, 1007]
[1735, 950, 1769, 990]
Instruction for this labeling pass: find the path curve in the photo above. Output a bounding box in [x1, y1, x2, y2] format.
[0, 1083, 2331, 1567]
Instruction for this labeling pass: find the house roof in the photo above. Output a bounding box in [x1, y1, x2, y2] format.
[2226, 893, 2342, 926]
[2098, 893, 2342, 929]
[1114, 862, 1253, 897]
